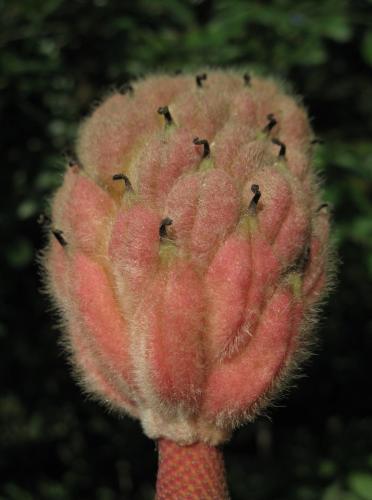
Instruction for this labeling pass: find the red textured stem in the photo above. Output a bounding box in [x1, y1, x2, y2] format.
[155, 439, 230, 500]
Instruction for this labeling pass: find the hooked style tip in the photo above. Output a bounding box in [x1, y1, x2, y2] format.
[316, 203, 330, 213]
[196, 73, 207, 88]
[159, 217, 173, 239]
[52, 229, 67, 247]
[272, 138, 286, 158]
[158, 106, 173, 126]
[262, 113, 277, 134]
[112, 173, 134, 192]
[193, 137, 210, 158]
[248, 184, 261, 214]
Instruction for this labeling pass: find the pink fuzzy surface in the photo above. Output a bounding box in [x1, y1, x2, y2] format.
[44, 70, 331, 445]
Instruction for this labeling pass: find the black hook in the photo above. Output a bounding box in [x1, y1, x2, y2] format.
[52, 229, 67, 247]
[316, 203, 330, 213]
[159, 217, 173, 239]
[193, 137, 210, 158]
[248, 184, 261, 214]
[272, 138, 286, 158]
[262, 113, 277, 134]
[112, 173, 134, 192]
[196, 73, 207, 88]
[158, 106, 173, 126]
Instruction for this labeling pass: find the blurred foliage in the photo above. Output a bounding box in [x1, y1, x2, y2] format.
[1, 0, 372, 499]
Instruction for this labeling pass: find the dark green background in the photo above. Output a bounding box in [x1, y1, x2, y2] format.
[1, 1, 372, 499]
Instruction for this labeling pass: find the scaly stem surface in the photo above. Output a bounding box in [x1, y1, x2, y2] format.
[155, 438, 230, 500]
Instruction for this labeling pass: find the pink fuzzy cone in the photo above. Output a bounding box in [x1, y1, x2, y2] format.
[42, 70, 332, 464]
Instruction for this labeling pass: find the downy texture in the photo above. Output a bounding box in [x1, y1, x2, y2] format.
[42, 70, 332, 445]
